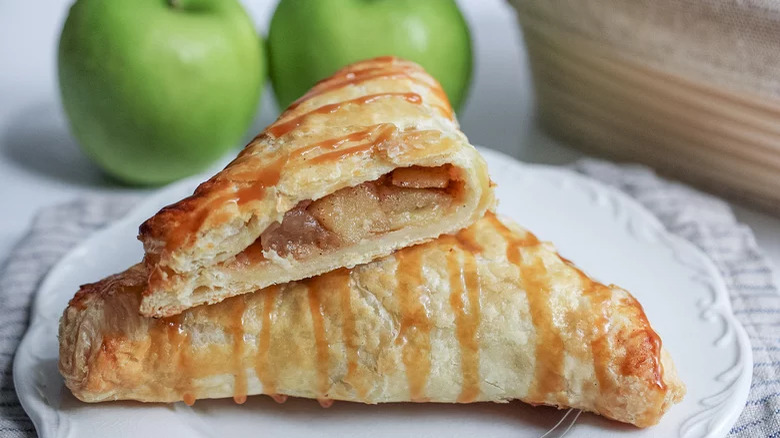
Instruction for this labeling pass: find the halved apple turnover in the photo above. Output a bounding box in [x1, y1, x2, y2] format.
[138, 57, 493, 317]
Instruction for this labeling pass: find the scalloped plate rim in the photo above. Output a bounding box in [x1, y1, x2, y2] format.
[13, 146, 753, 438]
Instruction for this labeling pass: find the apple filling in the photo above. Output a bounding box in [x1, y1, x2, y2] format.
[254, 165, 462, 260]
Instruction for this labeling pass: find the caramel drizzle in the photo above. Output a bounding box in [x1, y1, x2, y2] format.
[485, 213, 540, 261]
[395, 245, 432, 402]
[167, 316, 192, 403]
[521, 257, 565, 401]
[486, 213, 566, 402]
[254, 286, 279, 396]
[306, 278, 331, 401]
[580, 276, 615, 407]
[370, 55, 399, 63]
[147, 315, 195, 405]
[289, 129, 373, 162]
[325, 62, 404, 84]
[289, 65, 449, 114]
[309, 124, 397, 164]
[565, 245, 666, 395]
[455, 226, 484, 254]
[231, 154, 287, 200]
[488, 213, 667, 400]
[164, 154, 286, 252]
[297, 65, 397, 106]
[444, 238, 482, 403]
[573, 268, 666, 414]
[268, 92, 422, 138]
[230, 296, 248, 404]
[334, 269, 366, 399]
[182, 393, 196, 407]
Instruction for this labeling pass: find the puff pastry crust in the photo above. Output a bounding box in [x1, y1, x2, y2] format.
[138, 56, 494, 318]
[61, 214, 684, 427]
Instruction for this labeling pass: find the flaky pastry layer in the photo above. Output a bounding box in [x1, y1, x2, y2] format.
[63, 215, 684, 427]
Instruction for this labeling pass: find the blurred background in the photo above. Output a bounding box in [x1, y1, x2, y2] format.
[1, 0, 779, 284]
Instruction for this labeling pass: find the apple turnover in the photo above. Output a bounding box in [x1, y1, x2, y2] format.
[60, 214, 684, 427]
[138, 57, 494, 317]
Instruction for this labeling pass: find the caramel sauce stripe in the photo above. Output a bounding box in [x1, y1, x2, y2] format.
[230, 296, 248, 404]
[268, 92, 422, 138]
[581, 276, 615, 412]
[309, 124, 397, 165]
[290, 66, 449, 115]
[147, 315, 195, 405]
[254, 286, 279, 396]
[485, 213, 566, 402]
[444, 239, 482, 403]
[395, 246, 433, 402]
[336, 269, 366, 399]
[306, 280, 331, 401]
[164, 154, 286, 252]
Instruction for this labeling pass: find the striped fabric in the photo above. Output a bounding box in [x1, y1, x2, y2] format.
[0, 160, 777, 437]
[0, 196, 137, 437]
[574, 159, 780, 437]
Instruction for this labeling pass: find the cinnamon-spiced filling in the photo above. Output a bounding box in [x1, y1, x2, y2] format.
[253, 165, 462, 260]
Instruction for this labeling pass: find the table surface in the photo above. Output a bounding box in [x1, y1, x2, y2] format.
[2, 0, 779, 287]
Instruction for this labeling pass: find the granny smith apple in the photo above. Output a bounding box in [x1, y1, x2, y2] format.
[268, 0, 472, 110]
[58, 0, 264, 185]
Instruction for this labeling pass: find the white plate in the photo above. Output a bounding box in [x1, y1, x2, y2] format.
[14, 148, 752, 438]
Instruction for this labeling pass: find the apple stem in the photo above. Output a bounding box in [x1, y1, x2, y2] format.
[168, 0, 180, 9]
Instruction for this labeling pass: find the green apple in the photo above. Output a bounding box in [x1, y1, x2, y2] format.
[58, 0, 264, 185]
[267, 0, 472, 110]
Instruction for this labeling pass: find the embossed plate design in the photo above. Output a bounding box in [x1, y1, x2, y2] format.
[14, 148, 752, 437]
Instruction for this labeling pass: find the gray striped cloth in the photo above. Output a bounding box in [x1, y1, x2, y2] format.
[0, 159, 777, 437]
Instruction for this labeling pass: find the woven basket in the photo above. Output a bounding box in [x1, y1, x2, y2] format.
[509, 0, 780, 215]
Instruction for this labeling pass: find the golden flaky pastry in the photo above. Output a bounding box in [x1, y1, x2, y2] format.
[138, 56, 494, 318]
[61, 214, 685, 428]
